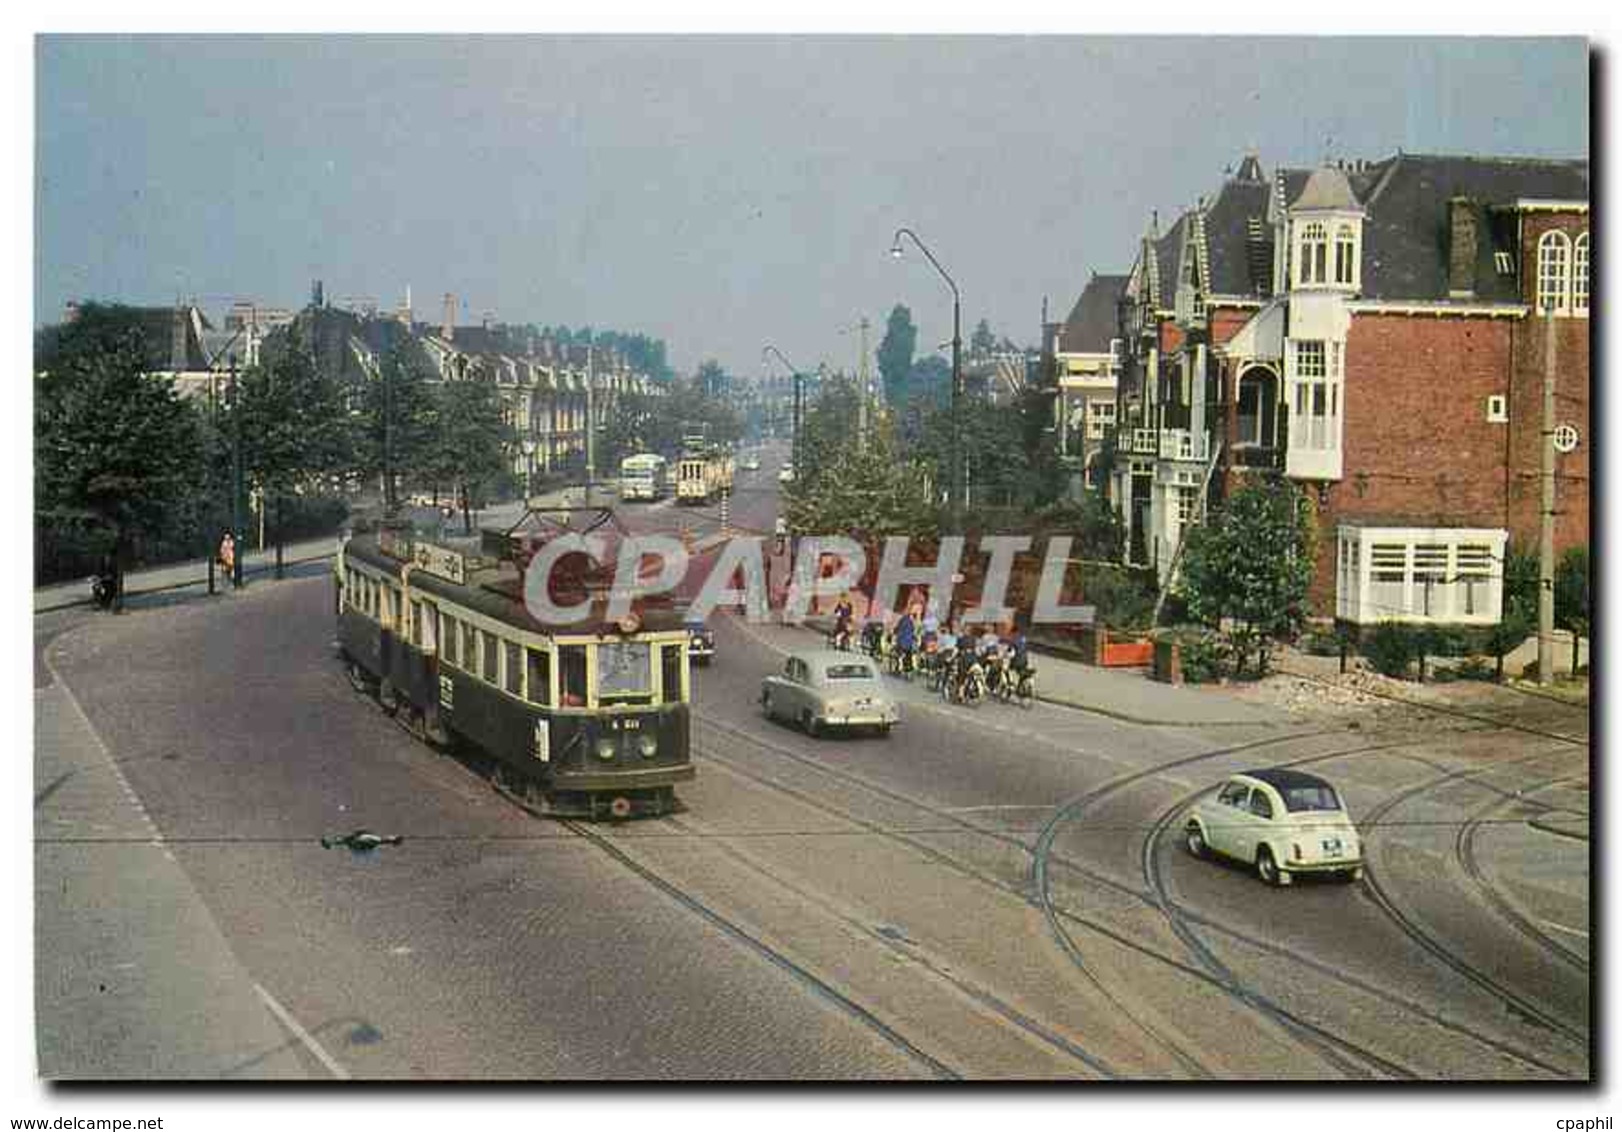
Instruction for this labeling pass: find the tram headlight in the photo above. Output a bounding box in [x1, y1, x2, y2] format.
[638, 733, 658, 759]
[595, 737, 617, 762]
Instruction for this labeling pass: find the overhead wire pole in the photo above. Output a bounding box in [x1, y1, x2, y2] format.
[202, 323, 249, 596]
[1538, 295, 1558, 687]
[890, 227, 962, 530]
[763, 345, 804, 475]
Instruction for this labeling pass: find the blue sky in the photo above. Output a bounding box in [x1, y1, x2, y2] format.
[35, 36, 1589, 377]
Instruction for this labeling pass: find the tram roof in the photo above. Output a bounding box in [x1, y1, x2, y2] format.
[343, 532, 688, 637]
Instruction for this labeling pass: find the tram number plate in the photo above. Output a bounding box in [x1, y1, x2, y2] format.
[533, 719, 551, 763]
[439, 676, 454, 711]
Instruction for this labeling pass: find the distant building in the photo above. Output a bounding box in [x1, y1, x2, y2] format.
[1050, 272, 1129, 496]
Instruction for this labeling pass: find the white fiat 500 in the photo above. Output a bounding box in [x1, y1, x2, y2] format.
[761, 651, 899, 737]
[1184, 769, 1363, 885]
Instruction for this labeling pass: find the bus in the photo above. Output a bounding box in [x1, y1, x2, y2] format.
[619, 453, 669, 501]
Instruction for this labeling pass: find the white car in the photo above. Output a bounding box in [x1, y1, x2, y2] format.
[741, 455, 761, 472]
[761, 651, 898, 737]
[1183, 769, 1363, 885]
[778, 465, 795, 484]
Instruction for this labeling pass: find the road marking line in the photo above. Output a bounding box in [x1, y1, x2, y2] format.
[1539, 919, 1589, 939]
[253, 983, 352, 1080]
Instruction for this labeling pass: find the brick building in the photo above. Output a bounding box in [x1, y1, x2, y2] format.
[1110, 151, 1588, 625]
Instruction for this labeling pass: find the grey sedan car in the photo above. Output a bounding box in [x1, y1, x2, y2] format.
[761, 650, 899, 737]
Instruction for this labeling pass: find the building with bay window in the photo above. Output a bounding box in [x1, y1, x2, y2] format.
[1106, 149, 1588, 627]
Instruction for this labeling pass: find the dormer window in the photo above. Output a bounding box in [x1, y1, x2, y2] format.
[1334, 224, 1357, 284]
[1298, 222, 1329, 285]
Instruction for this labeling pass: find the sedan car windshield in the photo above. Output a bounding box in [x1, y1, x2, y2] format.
[825, 663, 877, 681]
[1280, 784, 1342, 812]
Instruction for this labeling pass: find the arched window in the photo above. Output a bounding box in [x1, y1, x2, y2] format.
[1572, 232, 1589, 315]
[1299, 222, 1328, 285]
[1537, 230, 1571, 313]
[1334, 224, 1357, 285]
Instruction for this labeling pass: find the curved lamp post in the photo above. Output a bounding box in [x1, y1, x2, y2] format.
[890, 226, 962, 527]
[762, 344, 804, 471]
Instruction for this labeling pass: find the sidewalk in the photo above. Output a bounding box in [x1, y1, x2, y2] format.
[34, 535, 341, 615]
[750, 615, 1285, 728]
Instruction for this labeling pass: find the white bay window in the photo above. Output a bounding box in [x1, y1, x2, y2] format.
[1336, 526, 1506, 625]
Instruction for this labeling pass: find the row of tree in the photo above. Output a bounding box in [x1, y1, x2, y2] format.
[36, 304, 516, 592]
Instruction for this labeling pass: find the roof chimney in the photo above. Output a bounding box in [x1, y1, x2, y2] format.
[442, 293, 455, 341]
[1448, 197, 1478, 299]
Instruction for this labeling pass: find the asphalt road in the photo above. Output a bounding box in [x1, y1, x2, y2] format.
[35, 440, 1591, 1080]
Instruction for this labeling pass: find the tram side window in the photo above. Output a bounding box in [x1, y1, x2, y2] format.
[504, 641, 522, 696]
[442, 614, 460, 667]
[483, 632, 499, 685]
[527, 648, 552, 706]
[411, 600, 424, 647]
[463, 624, 479, 676]
[661, 644, 684, 704]
[560, 645, 588, 707]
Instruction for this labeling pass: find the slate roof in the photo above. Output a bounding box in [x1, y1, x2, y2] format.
[1353, 153, 1588, 302]
[1150, 214, 1186, 309]
[1202, 168, 1274, 297]
[1058, 274, 1129, 353]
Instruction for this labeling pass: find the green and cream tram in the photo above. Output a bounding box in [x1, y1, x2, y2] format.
[335, 518, 694, 819]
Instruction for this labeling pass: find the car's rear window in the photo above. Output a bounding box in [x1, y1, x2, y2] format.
[1281, 784, 1341, 812]
[825, 664, 876, 680]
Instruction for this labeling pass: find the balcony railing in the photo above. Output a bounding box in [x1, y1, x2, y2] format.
[1158, 428, 1210, 463]
[1125, 428, 1159, 455]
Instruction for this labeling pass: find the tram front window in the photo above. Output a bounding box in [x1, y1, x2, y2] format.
[560, 646, 588, 707]
[598, 641, 652, 702]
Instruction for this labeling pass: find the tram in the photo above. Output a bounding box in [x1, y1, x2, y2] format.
[334, 507, 695, 819]
[676, 448, 735, 505]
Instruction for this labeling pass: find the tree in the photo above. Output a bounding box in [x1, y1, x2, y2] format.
[1555, 544, 1590, 675]
[785, 377, 936, 540]
[1178, 475, 1315, 677]
[425, 375, 515, 532]
[970, 318, 997, 356]
[877, 304, 917, 409]
[234, 327, 356, 574]
[358, 341, 439, 508]
[35, 303, 203, 606]
[695, 359, 729, 399]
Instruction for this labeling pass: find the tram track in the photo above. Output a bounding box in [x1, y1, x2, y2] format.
[1454, 779, 1589, 974]
[655, 805, 1119, 1079]
[699, 711, 1589, 1078]
[1354, 748, 1591, 1049]
[1136, 743, 1585, 1079]
[487, 777, 962, 1080]
[698, 713, 1431, 1077]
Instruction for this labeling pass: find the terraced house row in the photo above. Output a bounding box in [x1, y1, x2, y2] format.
[132, 297, 664, 486]
[1054, 150, 1590, 626]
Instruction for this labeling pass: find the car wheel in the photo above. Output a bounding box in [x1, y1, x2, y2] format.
[878, 723, 893, 738]
[761, 691, 775, 720]
[801, 709, 819, 737]
[1256, 846, 1288, 886]
[1184, 822, 1208, 859]
[1343, 865, 1364, 883]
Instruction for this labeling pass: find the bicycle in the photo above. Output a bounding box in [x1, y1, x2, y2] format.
[1012, 662, 1037, 708]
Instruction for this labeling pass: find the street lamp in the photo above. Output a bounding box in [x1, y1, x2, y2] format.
[762, 345, 804, 473]
[890, 226, 962, 529]
[522, 439, 537, 506]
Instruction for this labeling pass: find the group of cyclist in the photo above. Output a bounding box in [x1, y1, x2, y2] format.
[829, 593, 1036, 706]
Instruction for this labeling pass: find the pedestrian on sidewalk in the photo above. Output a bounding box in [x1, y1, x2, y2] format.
[217, 532, 237, 589]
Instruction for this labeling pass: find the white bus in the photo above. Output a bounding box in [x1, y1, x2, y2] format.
[619, 453, 669, 501]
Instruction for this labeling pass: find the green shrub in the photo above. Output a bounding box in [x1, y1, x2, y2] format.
[1179, 632, 1230, 685]
[1452, 656, 1494, 681]
[1363, 621, 1418, 679]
